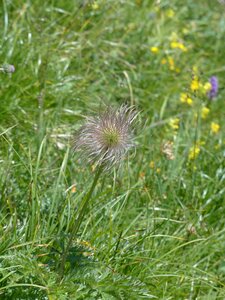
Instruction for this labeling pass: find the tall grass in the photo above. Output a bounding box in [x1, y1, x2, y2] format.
[0, 0, 225, 299]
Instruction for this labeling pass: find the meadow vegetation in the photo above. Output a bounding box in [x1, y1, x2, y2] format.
[0, 0, 225, 299]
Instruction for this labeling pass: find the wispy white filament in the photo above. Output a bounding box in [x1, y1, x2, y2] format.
[74, 105, 137, 169]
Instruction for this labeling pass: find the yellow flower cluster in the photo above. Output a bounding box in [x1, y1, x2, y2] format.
[190, 68, 212, 96]
[169, 117, 180, 130]
[211, 122, 220, 134]
[182, 27, 189, 35]
[202, 82, 211, 93]
[166, 9, 175, 18]
[168, 56, 175, 71]
[149, 161, 155, 168]
[161, 56, 180, 72]
[170, 41, 187, 52]
[201, 107, 210, 119]
[190, 75, 200, 91]
[149, 161, 161, 173]
[188, 145, 200, 160]
[91, 1, 99, 10]
[150, 46, 159, 54]
[180, 93, 193, 106]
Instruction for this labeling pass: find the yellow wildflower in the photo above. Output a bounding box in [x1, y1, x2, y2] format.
[170, 41, 179, 49]
[150, 46, 159, 54]
[201, 107, 210, 119]
[91, 164, 96, 172]
[182, 27, 189, 35]
[166, 9, 175, 18]
[77, 239, 96, 250]
[156, 168, 161, 174]
[215, 143, 220, 150]
[161, 58, 167, 65]
[180, 93, 193, 106]
[178, 43, 187, 52]
[186, 97, 193, 105]
[168, 56, 175, 71]
[170, 41, 187, 52]
[199, 140, 205, 146]
[149, 161, 155, 169]
[211, 122, 220, 134]
[203, 82, 211, 93]
[180, 93, 188, 103]
[190, 77, 199, 91]
[169, 118, 180, 130]
[91, 1, 99, 9]
[188, 145, 200, 160]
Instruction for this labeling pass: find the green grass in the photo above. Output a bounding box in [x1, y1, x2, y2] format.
[0, 0, 225, 299]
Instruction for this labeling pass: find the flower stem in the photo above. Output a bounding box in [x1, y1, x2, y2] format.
[58, 166, 103, 280]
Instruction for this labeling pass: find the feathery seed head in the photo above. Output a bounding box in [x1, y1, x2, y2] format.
[74, 105, 137, 169]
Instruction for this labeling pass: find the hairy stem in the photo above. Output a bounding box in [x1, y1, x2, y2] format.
[58, 166, 103, 280]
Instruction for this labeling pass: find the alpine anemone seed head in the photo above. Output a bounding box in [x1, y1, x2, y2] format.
[74, 105, 137, 170]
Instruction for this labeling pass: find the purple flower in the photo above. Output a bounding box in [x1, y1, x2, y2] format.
[208, 76, 218, 99]
[0, 64, 15, 73]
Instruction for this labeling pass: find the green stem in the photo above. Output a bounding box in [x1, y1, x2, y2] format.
[58, 166, 103, 280]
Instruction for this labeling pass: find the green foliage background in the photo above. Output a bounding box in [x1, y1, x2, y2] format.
[0, 0, 225, 299]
